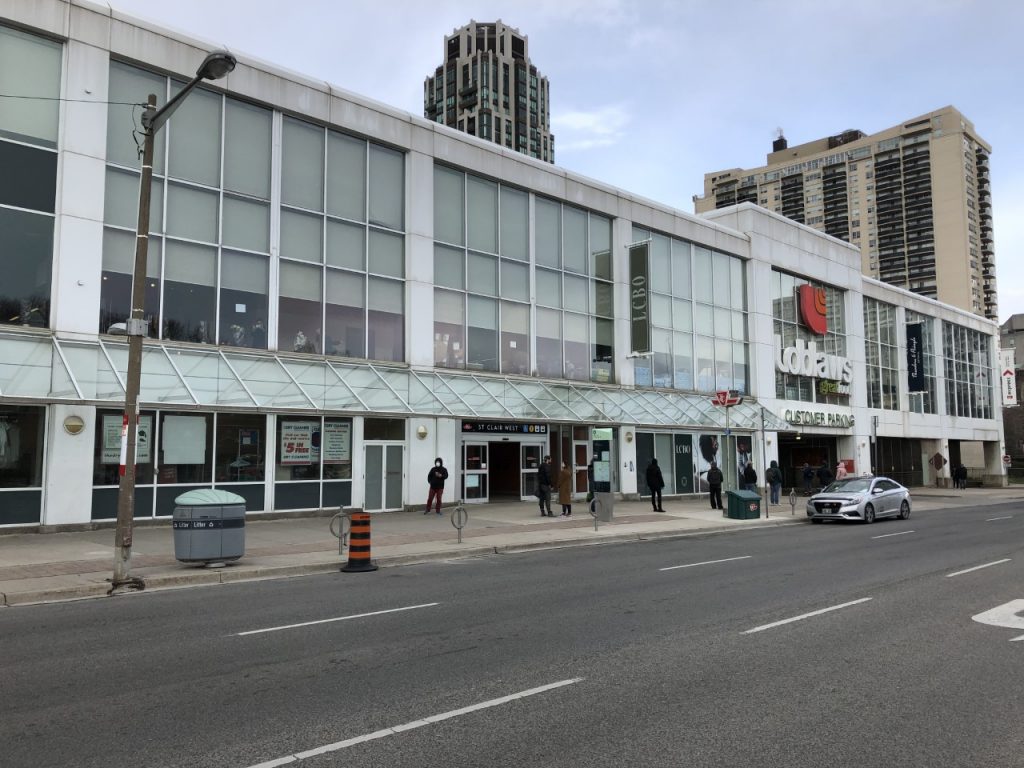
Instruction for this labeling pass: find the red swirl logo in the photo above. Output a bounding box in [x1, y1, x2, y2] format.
[798, 284, 828, 335]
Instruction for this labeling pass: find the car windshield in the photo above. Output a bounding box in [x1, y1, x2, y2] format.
[822, 478, 872, 494]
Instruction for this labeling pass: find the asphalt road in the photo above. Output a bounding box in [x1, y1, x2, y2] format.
[2, 501, 1023, 768]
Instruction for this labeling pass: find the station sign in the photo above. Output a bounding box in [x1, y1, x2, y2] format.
[461, 421, 548, 435]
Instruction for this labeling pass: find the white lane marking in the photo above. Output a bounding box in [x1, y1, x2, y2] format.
[872, 530, 914, 539]
[242, 677, 583, 768]
[236, 603, 440, 636]
[945, 559, 1011, 578]
[660, 555, 752, 572]
[986, 516, 1013, 521]
[742, 598, 873, 635]
[971, 600, 1024, 642]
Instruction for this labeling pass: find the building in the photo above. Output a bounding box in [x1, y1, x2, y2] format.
[423, 20, 554, 163]
[694, 107, 997, 321]
[0, 1, 1006, 530]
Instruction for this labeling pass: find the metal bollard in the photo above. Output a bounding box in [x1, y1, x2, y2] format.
[789, 488, 797, 516]
[450, 500, 468, 543]
[341, 512, 378, 572]
[588, 497, 599, 532]
[329, 509, 351, 555]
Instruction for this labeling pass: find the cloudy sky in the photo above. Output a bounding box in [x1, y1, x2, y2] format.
[110, 0, 1023, 321]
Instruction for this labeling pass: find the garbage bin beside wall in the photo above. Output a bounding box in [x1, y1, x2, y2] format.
[173, 489, 247, 564]
[725, 489, 761, 520]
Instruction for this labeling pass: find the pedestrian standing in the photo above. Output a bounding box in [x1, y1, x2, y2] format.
[802, 463, 814, 495]
[537, 455, 554, 517]
[706, 461, 724, 511]
[742, 462, 758, 492]
[835, 461, 848, 481]
[424, 457, 448, 515]
[646, 458, 665, 511]
[766, 460, 782, 505]
[558, 460, 573, 517]
[816, 463, 833, 490]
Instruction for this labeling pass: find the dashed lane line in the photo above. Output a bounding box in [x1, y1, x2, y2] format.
[742, 597, 873, 635]
[945, 559, 1011, 578]
[235, 602, 440, 636]
[660, 556, 752, 572]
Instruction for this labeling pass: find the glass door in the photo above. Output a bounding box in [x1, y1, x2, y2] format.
[521, 443, 541, 499]
[463, 442, 488, 503]
[573, 440, 590, 498]
[365, 442, 404, 511]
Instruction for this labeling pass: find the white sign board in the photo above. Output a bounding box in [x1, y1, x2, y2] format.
[102, 414, 152, 464]
[999, 349, 1017, 407]
[280, 422, 316, 465]
[322, 421, 351, 464]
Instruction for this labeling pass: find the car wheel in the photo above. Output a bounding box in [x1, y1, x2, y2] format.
[863, 504, 876, 524]
[898, 500, 910, 520]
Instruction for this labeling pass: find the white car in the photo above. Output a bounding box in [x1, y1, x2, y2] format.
[806, 476, 912, 523]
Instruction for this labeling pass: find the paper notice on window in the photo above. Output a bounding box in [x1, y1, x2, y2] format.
[322, 421, 351, 464]
[102, 414, 152, 464]
[161, 415, 207, 465]
[280, 422, 315, 465]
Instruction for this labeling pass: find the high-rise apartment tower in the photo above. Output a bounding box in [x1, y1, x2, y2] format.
[424, 20, 554, 163]
[694, 107, 995, 320]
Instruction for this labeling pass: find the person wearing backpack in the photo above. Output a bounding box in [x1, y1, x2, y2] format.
[706, 461, 724, 511]
[765, 460, 782, 505]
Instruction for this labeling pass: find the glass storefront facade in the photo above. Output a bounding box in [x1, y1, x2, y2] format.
[864, 297, 900, 410]
[0, 404, 45, 524]
[943, 321, 994, 419]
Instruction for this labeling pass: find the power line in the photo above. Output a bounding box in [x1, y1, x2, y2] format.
[0, 93, 147, 105]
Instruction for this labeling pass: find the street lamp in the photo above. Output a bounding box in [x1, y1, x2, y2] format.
[112, 51, 236, 592]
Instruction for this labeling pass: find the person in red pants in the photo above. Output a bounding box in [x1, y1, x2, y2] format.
[424, 457, 448, 515]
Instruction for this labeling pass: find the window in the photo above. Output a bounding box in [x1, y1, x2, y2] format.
[864, 298, 899, 410]
[943, 322, 993, 419]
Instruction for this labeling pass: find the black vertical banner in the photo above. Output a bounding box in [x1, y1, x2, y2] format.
[673, 434, 694, 493]
[906, 323, 925, 392]
[629, 242, 651, 355]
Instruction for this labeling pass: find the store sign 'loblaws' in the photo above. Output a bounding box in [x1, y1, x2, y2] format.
[774, 336, 853, 394]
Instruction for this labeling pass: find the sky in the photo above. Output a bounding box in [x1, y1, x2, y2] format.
[109, 0, 1024, 322]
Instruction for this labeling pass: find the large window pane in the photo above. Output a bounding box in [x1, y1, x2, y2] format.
[563, 206, 587, 273]
[223, 196, 269, 253]
[563, 274, 588, 313]
[279, 260, 322, 353]
[673, 298, 692, 332]
[501, 301, 529, 375]
[651, 234, 671, 288]
[468, 252, 498, 296]
[434, 244, 465, 290]
[693, 247, 713, 303]
[282, 118, 324, 211]
[536, 268, 561, 308]
[99, 229, 161, 336]
[107, 62, 166, 173]
[367, 278, 403, 362]
[368, 144, 403, 230]
[167, 84, 221, 187]
[696, 335, 714, 392]
[535, 198, 560, 267]
[104, 167, 141, 229]
[730, 257, 745, 310]
[652, 328, 672, 388]
[593, 280, 613, 319]
[325, 270, 365, 358]
[501, 259, 528, 302]
[434, 289, 465, 369]
[672, 240, 692, 298]
[219, 251, 268, 349]
[564, 312, 588, 381]
[536, 307, 562, 378]
[433, 165, 464, 245]
[93, 408, 155, 487]
[467, 295, 498, 372]
[368, 229, 403, 277]
[715, 337, 732, 390]
[713, 252, 732, 307]
[592, 317, 614, 383]
[275, 417, 322, 481]
[224, 99, 271, 198]
[590, 214, 612, 280]
[327, 131, 366, 221]
[0, 141, 57, 213]
[673, 332, 693, 390]
[215, 413, 265, 483]
[500, 186, 528, 260]
[0, 26, 61, 147]
[281, 208, 323, 263]
[166, 182, 218, 243]
[467, 176, 498, 254]
[0, 208, 52, 328]
[163, 240, 216, 343]
[651, 293, 672, 327]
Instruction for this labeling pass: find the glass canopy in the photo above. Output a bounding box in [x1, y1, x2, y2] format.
[0, 331, 789, 431]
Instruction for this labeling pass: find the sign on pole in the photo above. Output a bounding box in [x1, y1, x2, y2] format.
[628, 242, 651, 355]
[999, 349, 1017, 407]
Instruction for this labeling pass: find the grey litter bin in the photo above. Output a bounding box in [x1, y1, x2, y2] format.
[172, 489, 247, 564]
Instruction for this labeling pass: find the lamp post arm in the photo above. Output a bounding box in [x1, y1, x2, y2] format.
[142, 73, 203, 134]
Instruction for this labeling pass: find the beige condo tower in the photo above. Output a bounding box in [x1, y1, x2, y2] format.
[695, 107, 995, 320]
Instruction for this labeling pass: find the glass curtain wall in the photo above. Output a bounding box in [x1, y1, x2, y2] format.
[433, 166, 532, 375]
[632, 227, 747, 393]
[864, 297, 900, 410]
[0, 25, 62, 330]
[103, 62, 272, 346]
[904, 309, 937, 414]
[943, 321, 994, 419]
[771, 269, 847, 404]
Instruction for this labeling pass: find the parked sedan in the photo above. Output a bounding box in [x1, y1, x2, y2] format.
[806, 476, 911, 523]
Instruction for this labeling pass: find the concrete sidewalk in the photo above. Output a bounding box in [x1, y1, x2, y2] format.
[1, 487, 1020, 606]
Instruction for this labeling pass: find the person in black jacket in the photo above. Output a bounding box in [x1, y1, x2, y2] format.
[706, 461, 724, 511]
[816, 463, 833, 490]
[537, 455, 554, 517]
[424, 457, 448, 515]
[742, 462, 758, 492]
[646, 458, 665, 511]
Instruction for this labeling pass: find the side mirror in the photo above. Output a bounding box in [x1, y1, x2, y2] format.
[872, 487, 884, 495]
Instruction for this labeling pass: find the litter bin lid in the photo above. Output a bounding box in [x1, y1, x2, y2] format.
[174, 489, 246, 506]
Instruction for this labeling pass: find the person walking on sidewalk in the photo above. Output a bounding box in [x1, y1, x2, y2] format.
[557, 460, 573, 517]
[816, 463, 833, 490]
[835, 461, 848, 481]
[742, 462, 758, 493]
[537, 455, 555, 517]
[706, 461, 724, 511]
[802, 462, 814, 495]
[646, 458, 665, 511]
[424, 457, 448, 515]
[765, 460, 782, 505]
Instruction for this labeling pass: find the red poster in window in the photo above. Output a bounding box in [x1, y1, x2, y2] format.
[798, 284, 828, 335]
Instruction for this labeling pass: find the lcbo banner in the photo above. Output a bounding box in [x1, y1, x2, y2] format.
[1000, 349, 1018, 407]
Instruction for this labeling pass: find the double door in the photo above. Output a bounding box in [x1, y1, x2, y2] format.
[462, 441, 546, 503]
[364, 443, 403, 512]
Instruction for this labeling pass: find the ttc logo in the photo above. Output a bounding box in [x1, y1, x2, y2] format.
[798, 284, 828, 335]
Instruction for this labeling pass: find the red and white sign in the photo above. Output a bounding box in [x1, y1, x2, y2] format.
[999, 350, 1017, 407]
[798, 284, 828, 335]
[280, 422, 317, 465]
[710, 389, 743, 407]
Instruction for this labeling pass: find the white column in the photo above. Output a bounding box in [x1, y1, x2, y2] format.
[42, 404, 97, 525]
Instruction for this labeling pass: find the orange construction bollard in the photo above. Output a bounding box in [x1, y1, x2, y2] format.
[341, 512, 378, 573]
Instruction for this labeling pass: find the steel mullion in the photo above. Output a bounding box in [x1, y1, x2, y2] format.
[160, 346, 200, 405]
[469, 375, 515, 418]
[218, 351, 258, 407]
[275, 355, 318, 409]
[51, 338, 85, 400]
[367, 364, 412, 413]
[408, 370, 455, 416]
[325, 360, 371, 411]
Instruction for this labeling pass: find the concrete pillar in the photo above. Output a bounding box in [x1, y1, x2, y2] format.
[42, 404, 97, 526]
[983, 441, 1007, 487]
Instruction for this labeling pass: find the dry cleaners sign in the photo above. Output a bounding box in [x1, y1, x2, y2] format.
[774, 336, 853, 395]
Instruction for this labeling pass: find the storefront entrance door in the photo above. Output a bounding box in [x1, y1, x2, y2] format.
[573, 440, 589, 498]
[364, 443, 403, 512]
[521, 443, 541, 499]
[463, 442, 488, 503]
